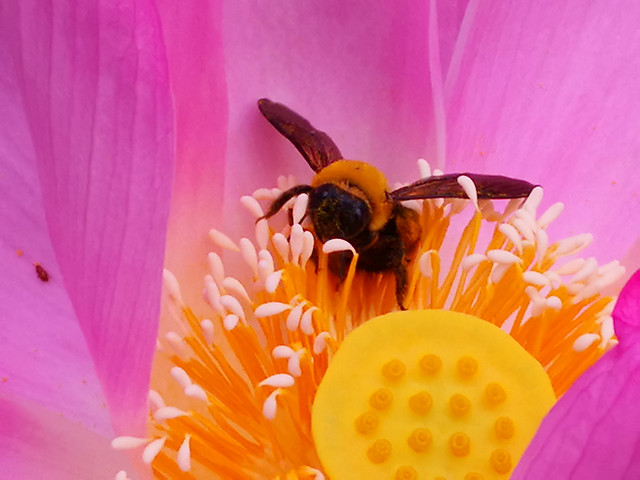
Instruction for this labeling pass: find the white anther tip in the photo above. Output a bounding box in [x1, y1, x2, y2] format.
[263, 390, 280, 420]
[162, 269, 183, 304]
[185, 384, 208, 402]
[154, 406, 188, 421]
[255, 302, 292, 318]
[265, 270, 284, 293]
[209, 228, 240, 251]
[273, 345, 295, 358]
[314, 332, 332, 354]
[111, 436, 148, 450]
[142, 437, 167, 464]
[323, 238, 356, 254]
[487, 249, 523, 265]
[177, 435, 192, 472]
[573, 333, 600, 352]
[259, 373, 295, 388]
[457, 175, 479, 210]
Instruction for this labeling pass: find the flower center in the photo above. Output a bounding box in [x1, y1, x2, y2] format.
[312, 309, 555, 479]
[111, 161, 623, 479]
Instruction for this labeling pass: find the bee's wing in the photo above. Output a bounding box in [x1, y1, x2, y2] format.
[258, 98, 343, 173]
[390, 173, 537, 201]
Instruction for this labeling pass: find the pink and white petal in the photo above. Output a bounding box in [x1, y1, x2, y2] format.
[445, 0, 640, 275]
[0, 46, 111, 435]
[514, 270, 640, 479]
[613, 270, 640, 346]
[221, 0, 443, 233]
[512, 347, 640, 479]
[0, 394, 133, 479]
[1, 0, 175, 434]
[156, 0, 229, 307]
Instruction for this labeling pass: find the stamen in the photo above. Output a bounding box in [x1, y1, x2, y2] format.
[256, 218, 270, 249]
[273, 345, 296, 358]
[537, 202, 564, 228]
[286, 304, 304, 331]
[185, 384, 208, 401]
[203, 277, 224, 315]
[255, 302, 292, 317]
[553, 233, 593, 257]
[142, 437, 167, 464]
[511, 217, 535, 243]
[323, 238, 356, 254]
[223, 314, 239, 330]
[461, 253, 487, 271]
[293, 193, 309, 224]
[573, 333, 600, 352]
[288, 350, 304, 377]
[199, 319, 215, 344]
[263, 390, 281, 420]
[140, 160, 620, 478]
[154, 407, 187, 422]
[417, 158, 431, 178]
[207, 252, 225, 286]
[164, 332, 188, 357]
[301, 307, 318, 335]
[148, 390, 166, 410]
[301, 230, 315, 267]
[555, 258, 586, 275]
[272, 232, 290, 262]
[523, 271, 551, 287]
[572, 257, 599, 283]
[162, 269, 183, 305]
[170, 366, 191, 389]
[487, 249, 523, 265]
[260, 374, 295, 388]
[111, 436, 148, 450]
[209, 228, 240, 251]
[222, 277, 252, 303]
[535, 228, 549, 263]
[265, 271, 284, 293]
[240, 195, 264, 218]
[219, 295, 245, 320]
[252, 187, 275, 200]
[522, 186, 544, 213]
[239, 238, 259, 276]
[314, 332, 332, 354]
[290, 224, 305, 264]
[177, 435, 192, 472]
[499, 223, 524, 253]
[456, 175, 479, 211]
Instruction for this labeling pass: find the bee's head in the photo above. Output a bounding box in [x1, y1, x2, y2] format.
[308, 183, 372, 241]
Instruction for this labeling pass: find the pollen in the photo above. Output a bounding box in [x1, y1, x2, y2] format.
[118, 160, 623, 479]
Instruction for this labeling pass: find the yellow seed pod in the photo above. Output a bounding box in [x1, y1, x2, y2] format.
[312, 310, 556, 479]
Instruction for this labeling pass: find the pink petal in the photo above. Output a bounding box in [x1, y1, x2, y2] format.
[513, 270, 640, 479]
[0, 394, 132, 478]
[445, 0, 640, 274]
[2, 0, 174, 434]
[221, 0, 469, 234]
[613, 270, 640, 346]
[0, 48, 111, 434]
[156, 0, 229, 305]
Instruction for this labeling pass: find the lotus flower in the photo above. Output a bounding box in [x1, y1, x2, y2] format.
[1, 0, 639, 478]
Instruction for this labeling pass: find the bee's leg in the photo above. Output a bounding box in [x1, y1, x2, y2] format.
[258, 184, 313, 221]
[328, 251, 354, 290]
[394, 262, 408, 310]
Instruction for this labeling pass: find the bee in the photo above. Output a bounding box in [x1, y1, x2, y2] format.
[258, 98, 536, 308]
